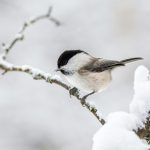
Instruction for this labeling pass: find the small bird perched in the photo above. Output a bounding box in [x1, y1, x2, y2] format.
[57, 50, 143, 100]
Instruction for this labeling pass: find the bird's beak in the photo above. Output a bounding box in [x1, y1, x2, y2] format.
[55, 68, 61, 72]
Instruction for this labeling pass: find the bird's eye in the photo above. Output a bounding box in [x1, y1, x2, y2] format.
[60, 69, 73, 75]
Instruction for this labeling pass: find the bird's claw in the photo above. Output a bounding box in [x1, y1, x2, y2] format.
[69, 87, 79, 98]
[80, 95, 88, 105]
[80, 97, 86, 106]
[82, 95, 88, 101]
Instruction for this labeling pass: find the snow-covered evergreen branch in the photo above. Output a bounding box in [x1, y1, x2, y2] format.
[93, 66, 150, 150]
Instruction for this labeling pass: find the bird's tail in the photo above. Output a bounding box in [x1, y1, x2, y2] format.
[121, 57, 143, 64]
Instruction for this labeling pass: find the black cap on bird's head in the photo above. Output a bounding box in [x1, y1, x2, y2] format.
[57, 50, 86, 68]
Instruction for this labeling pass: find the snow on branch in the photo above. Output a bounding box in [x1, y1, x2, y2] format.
[1, 6, 60, 58]
[130, 66, 150, 139]
[0, 7, 105, 126]
[0, 55, 105, 125]
[92, 66, 150, 150]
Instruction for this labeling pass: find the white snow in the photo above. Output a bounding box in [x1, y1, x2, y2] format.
[15, 33, 24, 39]
[93, 112, 149, 150]
[21, 65, 61, 81]
[1, 1, 150, 150]
[0, 61, 61, 82]
[51, 74, 62, 81]
[130, 66, 150, 126]
[22, 65, 45, 78]
[87, 101, 96, 108]
[29, 16, 37, 22]
[92, 66, 150, 150]
[1, 44, 9, 51]
[0, 55, 13, 68]
[22, 65, 47, 76]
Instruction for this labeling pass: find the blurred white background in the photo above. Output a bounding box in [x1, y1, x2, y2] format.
[0, 0, 150, 149]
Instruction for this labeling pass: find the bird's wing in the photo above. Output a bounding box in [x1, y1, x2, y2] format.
[80, 59, 125, 73]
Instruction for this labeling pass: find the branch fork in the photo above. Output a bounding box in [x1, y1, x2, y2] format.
[0, 7, 105, 126]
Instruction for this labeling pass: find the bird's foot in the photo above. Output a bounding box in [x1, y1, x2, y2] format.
[69, 87, 79, 98]
[80, 96, 86, 105]
[81, 91, 95, 105]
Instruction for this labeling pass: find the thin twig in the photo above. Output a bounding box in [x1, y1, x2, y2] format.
[2, 6, 61, 57]
[0, 7, 105, 126]
[0, 59, 105, 125]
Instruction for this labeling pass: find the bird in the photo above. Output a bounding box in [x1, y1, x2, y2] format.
[57, 50, 143, 100]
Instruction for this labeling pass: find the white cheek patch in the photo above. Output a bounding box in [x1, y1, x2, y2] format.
[65, 53, 92, 70]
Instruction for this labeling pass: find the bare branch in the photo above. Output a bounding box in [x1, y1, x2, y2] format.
[0, 7, 105, 125]
[0, 57, 105, 125]
[1, 6, 61, 58]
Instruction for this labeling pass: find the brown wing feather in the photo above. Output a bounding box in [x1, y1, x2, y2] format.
[81, 59, 125, 73]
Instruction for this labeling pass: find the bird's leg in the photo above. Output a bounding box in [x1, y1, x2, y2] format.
[82, 91, 96, 100]
[69, 87, 79, 98]
[81, 91, 95, 105]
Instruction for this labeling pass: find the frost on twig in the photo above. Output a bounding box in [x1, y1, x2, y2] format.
[0, 7, 105, 126]
[1, 6, 61, 58]
[0, 55, 105, 125]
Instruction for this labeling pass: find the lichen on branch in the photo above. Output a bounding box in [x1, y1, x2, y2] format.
[0, 7, 105, 126]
